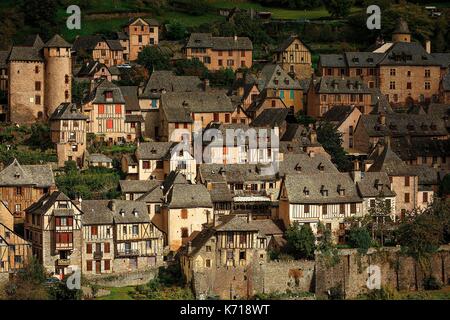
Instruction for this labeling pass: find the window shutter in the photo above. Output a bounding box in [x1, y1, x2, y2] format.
[87, 260, 92, 271]
[104, 260, 110, 271]
[104, 242, 110, 253]
[87, 243, 92, 254]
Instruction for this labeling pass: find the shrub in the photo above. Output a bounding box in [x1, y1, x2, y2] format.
[328, 283, 344, 300]
[348, 227, 372, 254]
[423, 276, 442, 290]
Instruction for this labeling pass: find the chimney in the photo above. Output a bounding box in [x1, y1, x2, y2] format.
[309, 130, 317, 144]
[78, 195, 82, 205]
[110, 200, 116, 212]
[351, 170, 362, 183]
[234, 35, 238, 42]
[425, 40, 431, 54]
[187, 241, 192, 254]
[309, 150, 315, 158]
[247, 212, 253, 222]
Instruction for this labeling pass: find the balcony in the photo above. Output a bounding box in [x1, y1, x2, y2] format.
[116, 249, 139, 257]
[56, 242, 73, 250]
[93, 251, 103, 260]
[57, 259, 70, 266]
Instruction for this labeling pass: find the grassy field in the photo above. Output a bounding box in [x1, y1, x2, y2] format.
[96, 286, 136, 300]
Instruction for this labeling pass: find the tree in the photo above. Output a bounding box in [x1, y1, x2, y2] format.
[174, 59, 208, 78]
[322, 0, 354, 19]
[316, 222, 340, 267]
[165, 20, 187, 40]
[317, 121, 352, 172]
[137, 46, 171, 72]
[285, 222, 316, 259]
[26, 123, 53, 151]
[348, 227, 372, 254]
[207, 68, 235, 88]
[368, 195, 394, 246]
[19, 0, 58, 39]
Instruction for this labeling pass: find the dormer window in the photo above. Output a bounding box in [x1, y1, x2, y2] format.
[303, 187, 309, 196]
[14, 172, 20, 179]
[295, 164, 301, 171]
[321, 185, 328, 197]
[104, 91, 113, 100]
[274, 79, 279, 85]
[132, 209, 138, 217]
[151, 148, 156, 154]
[337, 185, 345, 196]
[375, 180, 383, 191]
[318, 163, 324, 171]
[284, 79, 289, 85]
[120, 209, 125, 217]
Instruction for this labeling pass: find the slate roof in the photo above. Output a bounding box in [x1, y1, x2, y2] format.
[367, 145, 412, 176]
[358, 113, 448, 138]
[186, 33, 252, 50]
[136, 142, 177, 160]
[87, 154, 112, 163]
[125, 114, 144, 123]
[183, 227, 216, 257]
[281, 124, 321, 147]
[120, 86, 141, 112]
[44, 34, 71, 48]
[378, 42, 441, 66]
[8, 46, 43, 62]
[167, 184, 213, 209]
[251, 108, 289, 128]
[136, 186, 164, 203]
[208, 182, 233, 202]
[127, 17, 160, 27]
[106, 39, 123, 51]
[119, 180, 161, 194]
[442, 73, 450, 91]
[390, 137, 450, 161]
[0, 51, 10, 68]
[284, 173, 362, 204]
[21, 34, 44, 48]
[274, 35, 310, 53]
[356, 171, 396, 198]
[81, 200, 150, 224]
[49, 103, 88, 121]
[88, 79, 125, 104]
[76, 60, 101, 77]
[160, 92, 235, 123]
[279, 153, 338, 176]
[199, 163, 277, 184]
[72, 35, 103, 52]
[313, 76, 371, 94]
[319, 54, 346, 68]
[344, 52, 385, 68]
[141, 71, 203, 98]
[322, 105, 354, 125]
[0, 159, 55, 187]
[431, 53, 450, 68]
[257, 64, 301, 91]
[26, 191, 73, 215]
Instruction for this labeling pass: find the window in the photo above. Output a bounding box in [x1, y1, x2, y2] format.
[304, 204, 310, 214]
[91, 226, 98, 236]
[350, 203, 357, 214]
[142, 161, 150, 169]
[106, 119, 113, 129]
[87, 260, 92, 271]
[35, 95, 41, 105]
[239, 233, 246, 245]
[228, 50, 233, 56]
[65, 75, 69, 84]
[104, 242, 110, 253]
[227, 59, 234, 66]
[405, 193, 410, 203]
[138, 35, 142, 43]
[181, 209, 188, 219]
[340, 203, 345, 214]
[181, 228, 189, 238]
[271, 100, 276, 108]
[425, 82, 431, 90]
[35, 66, 40, 73]
[407, 82, 412, 89]
[213, 113, 219, 122]
[404, 176, 410, 187]
[322, 205, 327, 215]
[86, 243, 92, 254]
[225, 114, 230, 123]
[104, 260, 110, 271]
[218, 51, 223, 56]
[423, 192, 428, 203]
[239, 251, 246, 260]
[389, 81, 396, 90]
[425, 69, 430, 78]
[123, 226, 127, 235]
[16, 187, 22, 195]
[206, 245, 211, 252]
[279, 90, 284, 99]
[98, 104, 105, 114]
[115, 105, 122, 114]
[132, 225, 139, 236]
[155, 204, 161, 214]
[15, 204, 21, 213]
[35, 81, 41, 91]
[390, 69, 396, 76]
[204, 56, 211, 64]
[218, 59, 223, 66]
[241, 51, 245, 57]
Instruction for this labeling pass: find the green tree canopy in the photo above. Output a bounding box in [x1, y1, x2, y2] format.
[137, 46, 171, 72]
[322, 0, 354, 19]
[317, 121, 352, 172]
[285, 222, 316, 259]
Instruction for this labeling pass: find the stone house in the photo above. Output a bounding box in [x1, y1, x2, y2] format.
[279, 172, 364, 243]
[121, 18, 159, 61]
[157, 171, 213, 252]
[159, 92, 246, 142]
[365, 143, 431, 217]
[7, 34, 72, 124]
[122, 141, 196, 183]
[180, 215, 283, 299]
[272, 35, 313, 79]
[75, 60, 121, 82]
[307, 76, 374, 117]
[119, 180, 161, 201]
[138, 70, 205, 139]
[49, 102, 88, 168]
[185, 33, 253, 71]
[25, 191, 83, 278]
[86, 153, 113, 168]
[0, 159, 56, 225]
[80, 199, 164, 274]
[72, 35, 124, 67]
[82, 79, 144, 143]
[0, 222, 31, 274]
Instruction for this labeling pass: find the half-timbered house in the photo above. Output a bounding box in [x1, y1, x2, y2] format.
[0, 223, 31, 274]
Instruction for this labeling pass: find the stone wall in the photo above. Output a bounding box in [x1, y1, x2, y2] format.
[315, 246, 450, 299]
[87, 268, 159, 287]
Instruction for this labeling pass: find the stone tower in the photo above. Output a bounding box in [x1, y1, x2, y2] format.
[43, 35, 72, 118]
[392, 18, 411, 43]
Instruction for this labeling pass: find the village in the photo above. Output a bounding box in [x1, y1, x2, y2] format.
[0, 0, 450, 301]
